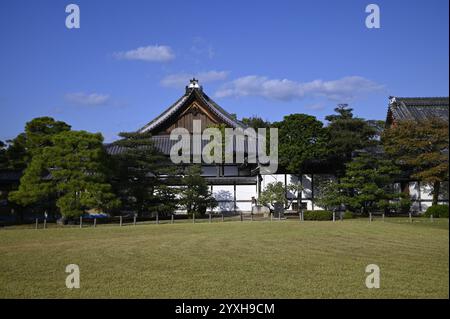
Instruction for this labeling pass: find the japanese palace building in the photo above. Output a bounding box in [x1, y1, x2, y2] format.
[106, 79, 329, 213]
[105, 81, 449, 213]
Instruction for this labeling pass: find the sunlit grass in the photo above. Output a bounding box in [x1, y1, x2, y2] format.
[0, 218, 448, 298]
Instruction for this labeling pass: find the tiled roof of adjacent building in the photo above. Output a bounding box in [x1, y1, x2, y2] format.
[386, 96, 449, 126]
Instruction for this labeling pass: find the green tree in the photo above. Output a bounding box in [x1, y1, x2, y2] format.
[178, 165, 217, 217]
[259, 181, 303, 214]
[274, 114, 329, 173]
[273, 114, 328, 207]
[325, 104, 378, 176]
[9, 130, 119, 218]
[382, 118, 449, 206]
[314, 179, 343, 211]
[112, 131, 178, 217]
[3, 133, 30, 170]
[241, 116, 271, 129]
[1, 117, 70, 171]
[335, 153, 401, 214]
[24, 117, 71, 156]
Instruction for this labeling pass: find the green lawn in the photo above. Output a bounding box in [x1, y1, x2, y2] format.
[0, 218, 448, 298]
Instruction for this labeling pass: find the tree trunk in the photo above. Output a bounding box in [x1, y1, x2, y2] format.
[432, 181, 440, 206]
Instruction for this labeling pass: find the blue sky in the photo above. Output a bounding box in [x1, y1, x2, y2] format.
[0, 0, 448, 142]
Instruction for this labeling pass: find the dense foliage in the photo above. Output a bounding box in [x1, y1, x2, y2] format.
[423, 205, 449, 218]
[178, 165, 217, 217]
[382, 118, 449, 206]
[111, 131, 178, 217]
[9, 129, 119, 218]
[274, 114, 329, 174]
[303, 210, 333, 220]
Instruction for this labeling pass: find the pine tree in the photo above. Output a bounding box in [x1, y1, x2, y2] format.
[178, 165, 217, 217]
[112, 131, 178, 217]
[9, 130, 119, 218]
[317, 153, 402, 214]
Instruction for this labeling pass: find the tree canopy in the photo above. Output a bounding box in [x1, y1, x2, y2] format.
[111, 130, 178, 217]
[9, 130, 119, 218]
[274, 114, 329, 174]
[382, 118, 449, 205]
[325, 104, 379, 176]
[178, 165, 217, 217]
[317, 152, 402, 214]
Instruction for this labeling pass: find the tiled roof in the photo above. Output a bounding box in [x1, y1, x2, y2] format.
[387, 96, 449, 125]
[105, 134, 249, 156]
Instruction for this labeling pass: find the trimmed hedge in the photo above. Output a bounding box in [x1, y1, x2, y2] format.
[423, 205, 449, 218]
[303, 210, 333, 221]
[342, 211, 355, 219]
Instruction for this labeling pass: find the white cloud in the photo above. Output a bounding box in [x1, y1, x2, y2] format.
[215, 75, 384, 102]
[114, 45, 175, 62]
[65, 92, 110, 106]
[161, 70, 229, 88]
[190, 37, 215, 59]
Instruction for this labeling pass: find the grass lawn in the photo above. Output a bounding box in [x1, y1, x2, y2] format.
[0, 218, 448, 298]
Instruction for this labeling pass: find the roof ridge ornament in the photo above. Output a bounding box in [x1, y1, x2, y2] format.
[186, 78, 202, 92]
[389, 96, 397, 104]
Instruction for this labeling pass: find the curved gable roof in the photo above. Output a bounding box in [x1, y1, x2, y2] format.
[138, 87, 245, 134]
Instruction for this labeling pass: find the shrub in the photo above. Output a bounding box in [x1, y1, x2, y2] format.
[342, 211, 354, 219]
[423, 205, 449, 218]
[303, 210, 333, 221]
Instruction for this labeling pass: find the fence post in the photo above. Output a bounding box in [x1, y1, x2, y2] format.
[251, 214, 254, 221]
[120, 216, 122, 227]
[271, 213, 273, 222]
[93, 218, 96, 228]
[193, 213, 195, 224]
[240, 212, 243, 222]
[369, 213, 372, 223]
[44, 219, 47, 229]
[156, 212, 159, 224]
[79, 216, 82, 228]
[133, 215, 137, 226]
[171, 214, 174, 224]
[209, 213, 212, 223]
[332, 211, 336, 222]
[430, 214, 434, 223]
[222, 214, 224, 222]
[278, 212, 281, 221]
[35, 218, 38, 230]
[382, 213, 385, 222]
[409, 212, 412, 223]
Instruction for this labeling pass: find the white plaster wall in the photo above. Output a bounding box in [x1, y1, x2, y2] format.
[302, 175, 313, 199]
[236, 202, 252, 212]
[409, 182, 420, 200]
[420, 183, 433, 200]
[235, 185, 257, 201]
[261, 174, 285, 189]
[304, 200, 314, 210]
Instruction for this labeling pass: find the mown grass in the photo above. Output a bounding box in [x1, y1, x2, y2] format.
[0, 218, 448, 298]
